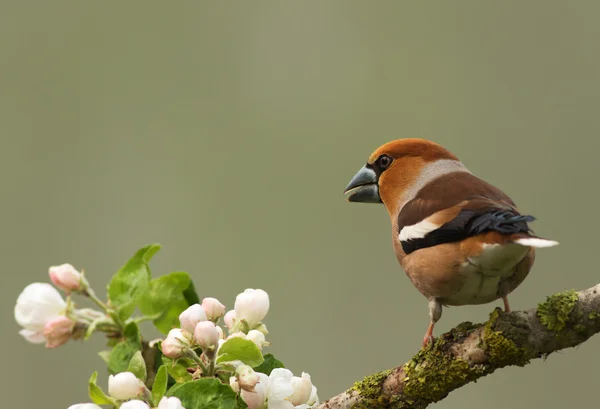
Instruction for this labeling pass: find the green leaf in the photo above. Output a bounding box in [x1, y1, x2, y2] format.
[108, 323, 142, 374]
[167, 378, 238, 409]
[127, 350, 147, 381]
[182, 279, 200, 305]
[138, 271, 195, 334]
[217, 338, 264, 367]
[253, 353, 284, 375]
[88, 371, 115, 406]
[162, 355, 193, 383]
[124, 321, 142, 349]
[152, 365, 168, 404]
[107, 244, 161, 320]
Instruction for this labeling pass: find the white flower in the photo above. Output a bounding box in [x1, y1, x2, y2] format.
[234, 289, 269, 328]
[43, 315, 75, 348]
[157, 396, 186, 409]
[108, 372, 144, 400]
[194, 321, 219, 350]
[224, 310, 237, 330]
[15, 282, 66, 344]
[246, 330, 268, 350]
[266, 369, 315, 409]
[67, 404, 103, 409]
[240, 372, 269, 409]
[178, 304, 207, 334]
[120, 401, 150, 409]
[49, 263, 83, 292]
[202, 297, 226, 321]
[307, 385, 319, 406]
[288, 373, 313, 406]
[161, 329, 191, 359]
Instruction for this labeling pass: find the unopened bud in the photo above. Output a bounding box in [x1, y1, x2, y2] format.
[194, 321, 219, 350]
[178, 304, 207, 334]
[234, 289, 269, 328]
[49, 264, 84, 292]
[288, 372, 313, 406]
[202, 297, 226, 321]
[43, 315, 75, 348]
[224, 310, 237, 330]
[157, 396, 186, 409]
[246, 330, 268, 350]
[108, 372, 144, 400]
[67, 404, 103, 409]
[119, 401, 150, 409]
[161, 329, 191, 359]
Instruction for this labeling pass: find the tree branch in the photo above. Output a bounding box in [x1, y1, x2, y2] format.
[315, 284, 600, 409]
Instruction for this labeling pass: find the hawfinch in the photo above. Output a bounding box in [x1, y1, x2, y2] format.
[344, 138, 558, 348]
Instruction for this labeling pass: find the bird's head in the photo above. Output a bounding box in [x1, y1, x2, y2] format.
[343, 138, 461, 214]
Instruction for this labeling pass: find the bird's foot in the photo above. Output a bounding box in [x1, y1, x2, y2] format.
[422, 334, 435, 348]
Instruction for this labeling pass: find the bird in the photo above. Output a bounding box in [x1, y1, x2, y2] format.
[343, 138, 558, 348]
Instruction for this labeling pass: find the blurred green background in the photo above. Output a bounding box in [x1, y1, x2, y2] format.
[2, 1, 599, 408]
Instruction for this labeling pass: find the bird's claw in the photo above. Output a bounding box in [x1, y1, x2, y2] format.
[422, 334, 435, 348]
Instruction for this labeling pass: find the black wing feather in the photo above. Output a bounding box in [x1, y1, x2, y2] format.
[400, 209, 535, 255]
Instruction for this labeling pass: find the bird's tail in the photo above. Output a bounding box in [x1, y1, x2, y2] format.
[510, 233, 559, 248]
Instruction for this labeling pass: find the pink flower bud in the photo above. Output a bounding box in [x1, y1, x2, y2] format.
[236, 365, 260, 392]
[234, 289, 269, 327]
[43, 315, 75, 348]
[194, 321, 219, 350]
[108, 372, 144, 400]
[202, 297, 226, 321]
[49, 264, 83, 292]
[178, 304, 207, 334]
[161, 329, 191, 359]
[224, 310, 237, 330]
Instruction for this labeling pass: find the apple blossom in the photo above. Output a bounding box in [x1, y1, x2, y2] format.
[202, 297, 226, 321]
[234, 289, 269, 328]
[288, 373, 313, 406]
[307, 385, 319, 406]
[266, 369, 316, 409]
[161, 328, 191, 359]
[108, 372, 144, 400]
[67, 404, 103, 409]
[48, 263, 84, 292]
[224, 310, 237, 329]
[15, 282, 66, 344]
[120, 401, 150, 409]
[178, 304, 207, 334]
[157, 396, 186, 409]
[43, 315, 75, 348]
[240, 372, 269, 409]
[194, 321, 219, 350]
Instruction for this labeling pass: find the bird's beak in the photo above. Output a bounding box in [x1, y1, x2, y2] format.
[343, 165, 382, 203]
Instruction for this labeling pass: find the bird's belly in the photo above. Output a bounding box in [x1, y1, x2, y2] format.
[439, 243, 530, 306]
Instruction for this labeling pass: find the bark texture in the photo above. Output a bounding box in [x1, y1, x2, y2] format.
[315, 285, 600, 409]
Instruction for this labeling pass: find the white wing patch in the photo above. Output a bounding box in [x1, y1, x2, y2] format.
[399, 219, 440, 241]
[514, 238, 559, 248]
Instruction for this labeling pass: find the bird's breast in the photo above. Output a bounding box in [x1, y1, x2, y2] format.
[398, 239, 531, 306]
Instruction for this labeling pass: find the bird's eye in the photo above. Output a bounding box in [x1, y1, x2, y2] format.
[377, 155, 392, 169]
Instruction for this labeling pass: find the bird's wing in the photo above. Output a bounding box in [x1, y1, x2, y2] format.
[397, 172, 534, 255]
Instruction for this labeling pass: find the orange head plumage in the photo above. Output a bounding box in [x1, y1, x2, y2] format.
[344, 138, 462, 217]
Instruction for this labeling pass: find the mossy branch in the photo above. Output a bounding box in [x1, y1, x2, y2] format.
[315, 284, 600, 409]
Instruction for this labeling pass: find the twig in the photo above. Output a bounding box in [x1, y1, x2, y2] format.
[315, 284, 600, 409]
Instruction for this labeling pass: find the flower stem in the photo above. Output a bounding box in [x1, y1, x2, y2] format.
[84, 288, 110, 312]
